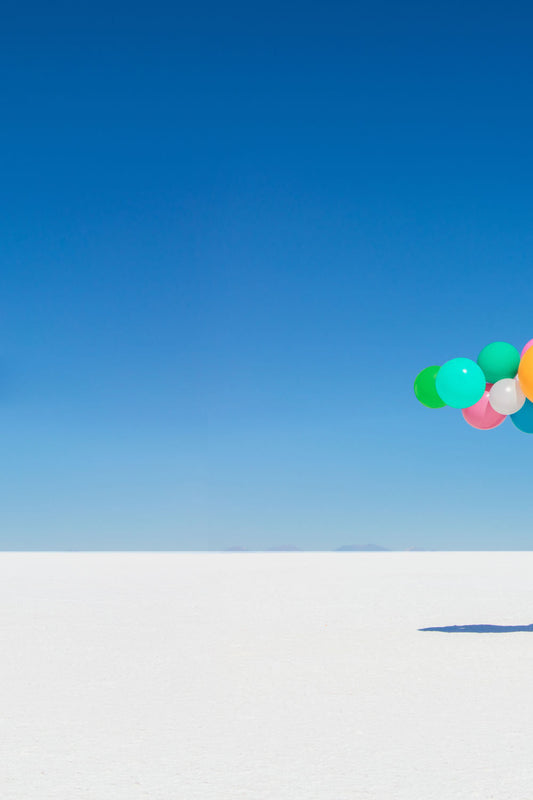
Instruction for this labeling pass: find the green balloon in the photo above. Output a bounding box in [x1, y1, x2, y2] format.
[435, 358, 486, 409]
[414, 366, 445, 408]
[477, 342, 520, 384]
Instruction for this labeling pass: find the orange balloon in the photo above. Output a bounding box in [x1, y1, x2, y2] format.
[518, 347, 533, 401]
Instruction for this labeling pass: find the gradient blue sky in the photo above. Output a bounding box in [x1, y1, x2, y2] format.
[2, 1, 533, 549]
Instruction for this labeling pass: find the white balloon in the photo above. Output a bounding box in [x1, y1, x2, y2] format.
[489, 378, 526, 415]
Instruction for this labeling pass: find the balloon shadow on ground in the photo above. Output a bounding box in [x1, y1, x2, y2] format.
[419, 624, 533, 633]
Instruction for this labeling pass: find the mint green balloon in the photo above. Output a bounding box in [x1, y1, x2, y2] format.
[477, 341, 520, 384]
[435, 358, 486, 409]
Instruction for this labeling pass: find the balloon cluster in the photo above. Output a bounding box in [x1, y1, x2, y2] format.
[414, 340, 533, 433]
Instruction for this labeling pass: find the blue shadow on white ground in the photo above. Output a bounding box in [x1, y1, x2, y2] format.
[419, 624, 533, 633]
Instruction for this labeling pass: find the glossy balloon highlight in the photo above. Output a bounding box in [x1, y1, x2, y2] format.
[489, 378, 526, 416]
[435, 358, 486, 409]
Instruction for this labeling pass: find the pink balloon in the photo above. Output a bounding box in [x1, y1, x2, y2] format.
[521, 339, 533, 358]
[462, 383, 506, 430]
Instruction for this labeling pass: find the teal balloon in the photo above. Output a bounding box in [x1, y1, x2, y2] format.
[477, 341, 520, 383]
[435, 358, 486, 409]
[510, 399, 533, 433]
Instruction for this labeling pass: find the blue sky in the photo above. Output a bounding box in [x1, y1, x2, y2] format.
[1, 1, 533, 549]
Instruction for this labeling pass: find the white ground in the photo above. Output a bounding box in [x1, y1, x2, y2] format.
[1, 551, 533, 799]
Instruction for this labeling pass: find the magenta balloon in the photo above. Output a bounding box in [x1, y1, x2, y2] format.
[521, 339, 533, 358]
[462, 384, 506, 430]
